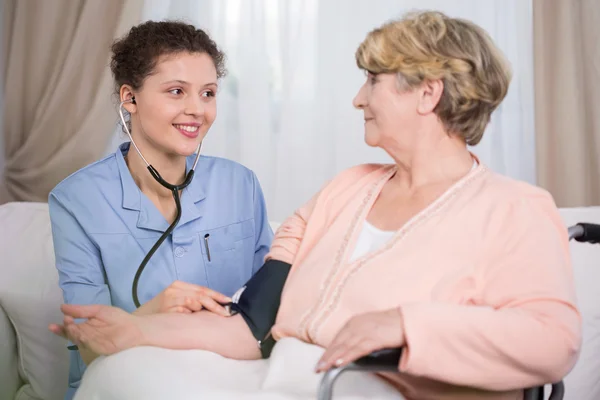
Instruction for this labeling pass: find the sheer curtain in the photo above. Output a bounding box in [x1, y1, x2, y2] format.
[118, 0, 535, 221]
[534, 0, 600, 207]
[0, 0, 7, 185]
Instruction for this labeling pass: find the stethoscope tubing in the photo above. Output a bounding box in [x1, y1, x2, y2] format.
[119, 98, 201, 308]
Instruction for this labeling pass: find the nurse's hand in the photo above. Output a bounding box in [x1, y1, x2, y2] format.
[315, 308, 406, 373]
[134, 281, 232, 317]
[49, 304, 143, 356]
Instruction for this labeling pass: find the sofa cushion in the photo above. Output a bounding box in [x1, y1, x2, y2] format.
[0, 202, 69, 400]
[558, 207, 600, 399]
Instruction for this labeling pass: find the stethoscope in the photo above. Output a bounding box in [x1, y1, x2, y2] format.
[119, 97, 202, 308]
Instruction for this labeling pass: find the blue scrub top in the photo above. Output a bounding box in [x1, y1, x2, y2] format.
[48, 142, 274, 399]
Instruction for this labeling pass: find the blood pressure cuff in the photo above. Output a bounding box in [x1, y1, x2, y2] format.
[227, 259, 291, 359]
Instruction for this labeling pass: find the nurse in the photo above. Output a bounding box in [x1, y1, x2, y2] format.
[48, 20, 274, 400]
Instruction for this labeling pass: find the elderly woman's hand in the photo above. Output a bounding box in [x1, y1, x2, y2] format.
[49, 304, 144, 356]
[315, 308, 405, 373]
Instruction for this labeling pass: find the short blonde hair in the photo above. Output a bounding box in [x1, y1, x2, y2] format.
[355, 11, 512, 146]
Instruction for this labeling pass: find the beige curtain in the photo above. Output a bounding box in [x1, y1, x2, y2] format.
[534, 0, 600, 207]
[0, 0, 143, 204]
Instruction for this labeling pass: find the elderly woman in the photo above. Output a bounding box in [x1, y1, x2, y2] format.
[50, 11, 581, 400]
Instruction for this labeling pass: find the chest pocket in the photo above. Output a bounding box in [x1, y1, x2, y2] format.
[200, 219, 256, 297]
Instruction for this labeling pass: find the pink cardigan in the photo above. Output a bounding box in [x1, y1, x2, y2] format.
[266, 162, 581, 400]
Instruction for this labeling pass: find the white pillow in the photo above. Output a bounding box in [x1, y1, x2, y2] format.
[0, 202, 69, 400]
[558, 207, 600, 400]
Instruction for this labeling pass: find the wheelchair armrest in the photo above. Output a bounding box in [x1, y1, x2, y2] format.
[523, 381, 565, 400]
[353, 347, 402, 368]
[317, 348, 402, 400]
[320, 347, 565, 400]
[353, 349, 565, 400]
[571, 223, 600, 243]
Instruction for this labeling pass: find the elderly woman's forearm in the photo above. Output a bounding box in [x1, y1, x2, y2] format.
[137, 311, 261, 360]
[398, 300, 581, 390]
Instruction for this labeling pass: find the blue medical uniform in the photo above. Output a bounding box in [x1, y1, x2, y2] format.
[48, 142, 274, 400]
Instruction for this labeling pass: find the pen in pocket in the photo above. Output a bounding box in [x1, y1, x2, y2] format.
[204, 233, 211, 262]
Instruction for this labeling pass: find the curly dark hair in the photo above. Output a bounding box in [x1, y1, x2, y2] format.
[110, 20, 227, 96]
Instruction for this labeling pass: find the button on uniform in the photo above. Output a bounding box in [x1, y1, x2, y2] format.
[175, 246, 185, 258]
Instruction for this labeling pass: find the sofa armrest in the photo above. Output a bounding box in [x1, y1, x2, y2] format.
[0, 202, 69, 400]
[0, 304, 21, 400]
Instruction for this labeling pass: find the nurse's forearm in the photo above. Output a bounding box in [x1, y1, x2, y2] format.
[137, 311, 261, 360]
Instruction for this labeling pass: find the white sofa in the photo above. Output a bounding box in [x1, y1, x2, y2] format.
[0, 201, 599, 400]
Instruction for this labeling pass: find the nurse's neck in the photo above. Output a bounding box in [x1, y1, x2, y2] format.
[125, 145, 187, 201]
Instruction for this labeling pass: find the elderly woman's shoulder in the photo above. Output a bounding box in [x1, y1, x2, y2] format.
[481, 170, 560, 218]
[310, 163, 393, 205]
[485, 171, 555, 201]
[472, 171, 569, 246]
[335, 163, 392, 181]
[325, 163, 393, 190]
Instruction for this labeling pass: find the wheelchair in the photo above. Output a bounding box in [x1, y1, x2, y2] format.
[318, 222, 600, 400]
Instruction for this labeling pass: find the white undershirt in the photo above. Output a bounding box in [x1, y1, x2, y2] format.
[349, 221, 396, 262]
[349, 160, 478, 262]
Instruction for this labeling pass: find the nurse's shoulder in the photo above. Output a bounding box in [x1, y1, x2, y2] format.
[49, 150, 122, 206]
[192, 154, 259, 189]
[47, 147, 126, 237]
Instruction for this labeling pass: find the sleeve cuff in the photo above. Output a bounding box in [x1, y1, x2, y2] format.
[398, 303, 433, 376]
